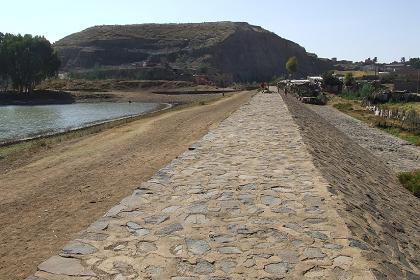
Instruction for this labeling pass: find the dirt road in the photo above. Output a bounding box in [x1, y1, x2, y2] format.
[0, 91, 252, 279]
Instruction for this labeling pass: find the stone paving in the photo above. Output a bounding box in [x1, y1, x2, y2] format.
[307, 104, 419, 173]
[30, 93, 374, 279]
[283, 96, 420, 279]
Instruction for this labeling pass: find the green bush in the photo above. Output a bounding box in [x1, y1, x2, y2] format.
[398, 171, 420, 198]
[322, 71, 342, 87]
[341, 83, 375, 100]
[333, 103, 353, 111]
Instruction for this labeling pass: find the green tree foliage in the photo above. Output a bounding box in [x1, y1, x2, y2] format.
[341, 83, 375, 100]
[410, 58, 420, 93]
[322, 71, 341, 86]
[398, 171, 420, 197]
[285, 56, 298, 77]
[0, 33, 60, 93]
[344, 72, 355, 86]
[409, 58, 420, 69]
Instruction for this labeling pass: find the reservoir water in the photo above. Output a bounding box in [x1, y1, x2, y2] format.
[0, 102, 163, 143]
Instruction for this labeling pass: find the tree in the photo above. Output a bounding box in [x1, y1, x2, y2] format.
[0, 33, 60, 93]
[322, 71, 343, 93]
[344, 72, 355, 87]
[401, 57, 406, 63]
[410, 58, 420, 93]
[285, 56, 298, 78]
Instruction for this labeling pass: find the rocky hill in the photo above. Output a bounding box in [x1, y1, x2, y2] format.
[54, 22, 332, 82]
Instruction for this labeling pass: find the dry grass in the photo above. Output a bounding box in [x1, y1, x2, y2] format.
[328, 95, 420, 146]
[334, 70, 376, 78]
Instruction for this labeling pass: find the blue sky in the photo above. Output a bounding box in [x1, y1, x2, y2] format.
[1, 0, 419, 62]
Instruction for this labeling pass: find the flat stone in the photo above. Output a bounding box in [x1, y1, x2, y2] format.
[62, 241, 97, 255]
[210, 234, 235, 243]
[261, 195, 281, 206]
[105, 204, 126, 217]
[272, 207, 296, 214]
[134, 228, 150, 237]
[162, 205, 181, 213]
[194, 260, 214, 274]
[189, 203, 208, 214]
[126, 221, 142, 231]
[87, 219, 109, 231]
[272, 187, 293, 193]
[137, 241, 157, 253]
[38, 256, 94, 276]
[238, 174, 258, 180]
[270, 230, 288, 241]
[127, 222, 150, 236]
[238, 194, 255, 204]
[348, 238, 369, 250]
[79, 231, 108, 241]
[277, 250, 299, 263]
[305, 231, 328, 241]
[324, 243, 343, 250]
[304, 266, 326, 278]
[243, 257, 256, 268]
[304, 248, 326, 259]
[185, 214, 208, 224]
[333, 256, 353, 268]
[333, 267, 353, 280]
[218, 246, 242, 254]
[219, 260, 237, 273]
[264, 262, 289, 276]
[119, 210, 144, 218]
[144, 214, 169, 224]
[239, 183, 256, 191]
[186, 239, 210, 255]
[159, 223, 183, 235]
[25, 277, 46, 280]
[145, 265, 164, 276]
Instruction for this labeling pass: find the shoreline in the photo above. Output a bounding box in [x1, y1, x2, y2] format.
[0, 87, 239, 106]
[0, 102, 173, 147]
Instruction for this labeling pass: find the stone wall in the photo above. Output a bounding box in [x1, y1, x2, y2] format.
[283, 96, 420, 279]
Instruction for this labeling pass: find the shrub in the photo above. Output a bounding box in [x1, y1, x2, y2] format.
[341, 83, 375, 100]
[333, 103, 353, 111]
[398, 171, 420, 198]
[322, 71, 342, 87]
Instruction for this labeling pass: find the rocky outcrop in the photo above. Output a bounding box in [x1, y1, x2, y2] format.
[283, 95, 420, 279]
[54, 22, 332, 82]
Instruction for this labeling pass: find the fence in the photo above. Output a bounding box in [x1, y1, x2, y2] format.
[365, 103, 420, 132]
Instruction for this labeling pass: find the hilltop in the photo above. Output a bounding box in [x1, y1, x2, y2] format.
[54, 22, 332, 82]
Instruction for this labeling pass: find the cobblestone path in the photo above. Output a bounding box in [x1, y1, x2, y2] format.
[30, 94, 373, 279]
[307, 105, 419, 173]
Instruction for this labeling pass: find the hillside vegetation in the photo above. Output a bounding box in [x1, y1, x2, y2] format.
[54, 22, 332, 82]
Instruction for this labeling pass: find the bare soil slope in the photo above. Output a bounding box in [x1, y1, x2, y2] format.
[0, 91, 252, 279]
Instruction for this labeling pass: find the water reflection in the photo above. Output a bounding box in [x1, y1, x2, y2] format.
[0, 102, 161, 142]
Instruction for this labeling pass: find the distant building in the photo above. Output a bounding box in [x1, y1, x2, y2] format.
[307, 76, 323, 83]
[384, 63, 406, 72]
[361, 64, 377, 71]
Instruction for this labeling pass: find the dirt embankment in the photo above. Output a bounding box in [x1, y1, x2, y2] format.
[1, 79, 238, 105]
[0, 91, 253, 280]
[283, 95, 420, 279]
